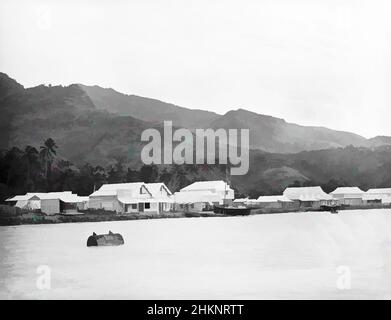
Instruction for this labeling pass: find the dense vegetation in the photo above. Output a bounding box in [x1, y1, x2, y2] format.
[2, 136, 391, 203]
[238, 145, 391, 198]
[0, 137, 231, 202]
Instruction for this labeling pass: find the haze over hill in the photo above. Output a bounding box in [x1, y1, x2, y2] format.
[209, 109, 367, 153]
[78, 84, 220, 129]
[78, 83, 384, 153]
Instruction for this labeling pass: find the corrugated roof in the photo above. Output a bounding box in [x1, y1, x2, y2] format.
[331, 187, 364, 195]
[99, 182, 145, 191]
[366, 188, 391, 194]
[6, 192, 50, 201]
[89, 189, 118, 197]
[256, 195, 293, 203]
[180, 180, 232, 192]
[6, 192, 85, 203]
[90, 182, 147, 197]
[283, 186, 332, 201]
[6, 195, 29, 201]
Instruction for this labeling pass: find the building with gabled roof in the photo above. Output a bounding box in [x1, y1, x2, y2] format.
[5, 191, 88, 215]
[173, 180, 234, 212]
[179, 180, 234, 204]
[330, 187, 365, 206]
[89, 182, 173, 214]
[251, 195, 296, 210]
[283, 186, 333, 209]
[174, 190, 221, 212]
[363, 188, 391, 205]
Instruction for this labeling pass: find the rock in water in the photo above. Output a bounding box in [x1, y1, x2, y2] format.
[87, 231, 124, 247]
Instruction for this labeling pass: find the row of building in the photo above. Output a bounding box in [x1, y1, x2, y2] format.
[6, 192, 90, 214]
[234, 186, 391, 210]
[6, 183, 391, 215]
[5, 181, 235, 215]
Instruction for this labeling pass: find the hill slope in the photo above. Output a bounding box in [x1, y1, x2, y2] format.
[79, 85, 374, 153]
[232, 146, 391, 197]
[0, 76, 151, 167]
[0, 72, 24, 101]
[78, 84, 220, 129]
[209, 109, 367, 153]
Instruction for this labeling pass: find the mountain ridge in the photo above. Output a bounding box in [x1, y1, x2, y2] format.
[209, 108, 367, 152]
[78, 84, 220, 129]
[1, 72, 390, 160]
[77, 83, 386, 152]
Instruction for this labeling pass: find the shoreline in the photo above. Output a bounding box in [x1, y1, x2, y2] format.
[0, 210, 227, 227]
[1, 205, 390, 227]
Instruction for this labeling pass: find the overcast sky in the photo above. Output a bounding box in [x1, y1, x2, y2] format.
[1, 0, 390, 138]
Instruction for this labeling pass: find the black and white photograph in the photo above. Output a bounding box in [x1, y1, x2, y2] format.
[1, 0, 391, 304]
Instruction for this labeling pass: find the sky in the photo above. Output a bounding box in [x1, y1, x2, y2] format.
[1, 0, 391, 138]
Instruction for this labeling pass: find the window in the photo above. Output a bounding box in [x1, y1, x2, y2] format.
[145, 202, 150, 209]
[131, 204, 137, 209]
[190, 204, 194, 209]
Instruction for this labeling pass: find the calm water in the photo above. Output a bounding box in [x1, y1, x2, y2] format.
[1, 209, 391, 299]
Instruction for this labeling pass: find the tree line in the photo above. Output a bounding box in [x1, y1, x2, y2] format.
[0, 138, 231, 203]
[3, 137, 382, 203]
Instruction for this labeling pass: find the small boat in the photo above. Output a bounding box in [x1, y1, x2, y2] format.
[87, 231, 124, 247]
[213, 205, 251, 216]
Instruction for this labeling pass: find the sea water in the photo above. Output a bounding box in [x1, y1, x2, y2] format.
[1, 209, 391, 299]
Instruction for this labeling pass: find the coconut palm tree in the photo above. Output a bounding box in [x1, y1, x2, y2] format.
[40, 138, 58, 180]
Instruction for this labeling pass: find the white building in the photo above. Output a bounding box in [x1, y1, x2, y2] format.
[283, 186, 333, 208]
[363, 188, 391, 205]
[6, 194, 41, 210]
[174, 190, 221, 212]
[6, 192, 88, 215]
[256, 195, 295, 209]
[330, 187, 365, 206]
[89, 182, 173, 214]
[178, 180, 234, 205]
